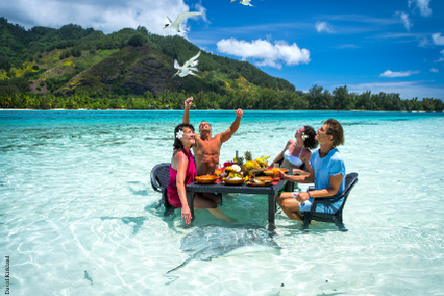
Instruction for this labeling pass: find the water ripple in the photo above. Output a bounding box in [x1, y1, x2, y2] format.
[1, 110, 444, 295]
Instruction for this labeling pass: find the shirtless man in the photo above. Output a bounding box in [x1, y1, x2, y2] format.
[182, 97, 243, 175]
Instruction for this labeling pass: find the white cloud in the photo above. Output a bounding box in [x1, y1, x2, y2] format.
[395, 11, 412, 31]
[315, 21, 334, 33]
[380, 70, 420, 77]
[409, 0, 432, 17]
[193, 1, 209, 24]
[418, 35, 431, 47]
[216, 38, 311, 69]
[366, 32, 432, 48]
[0, 0, 204, 36]
[436, 49, 444, 62]
[432, 33, 444, 45]
[334, 44, 360, 49]
[430, 68, 439, 73]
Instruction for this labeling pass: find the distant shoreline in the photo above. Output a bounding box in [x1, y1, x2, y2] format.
[0, 108, 442, 113]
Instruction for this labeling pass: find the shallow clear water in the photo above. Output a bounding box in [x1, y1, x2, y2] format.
[1, 110, 444, 295]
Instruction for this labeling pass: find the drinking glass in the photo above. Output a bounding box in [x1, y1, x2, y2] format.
[215, 164, 222, 176]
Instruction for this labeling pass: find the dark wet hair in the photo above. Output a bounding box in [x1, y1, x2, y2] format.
[325, 119, 344, 147]
[302, 126, 318, 150]
[173, 123, 195, 149]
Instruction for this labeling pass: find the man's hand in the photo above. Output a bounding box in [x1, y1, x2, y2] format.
[182, 97, 193, 124]
[295, 192, 310, 202]
[236, 108, 243, 118]
[185, 97, 193, 108]
[278, 170, 287, 180]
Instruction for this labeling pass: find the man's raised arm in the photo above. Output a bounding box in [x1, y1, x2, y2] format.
[182, 97, 193, 124]
[219, 108, 243, 143]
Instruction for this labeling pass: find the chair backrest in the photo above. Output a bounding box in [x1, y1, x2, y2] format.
[344, 172, 359, 195]
[337, 172, 359, 210]
[150, 163, 170, 193]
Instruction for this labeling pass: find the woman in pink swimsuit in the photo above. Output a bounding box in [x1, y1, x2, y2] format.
[167, 123, 235, 224]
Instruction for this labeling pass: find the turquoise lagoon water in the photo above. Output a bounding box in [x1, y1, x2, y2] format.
[1, 110, 444, 295]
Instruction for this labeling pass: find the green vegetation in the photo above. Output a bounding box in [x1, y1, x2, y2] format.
[0, 17, 442, 111]
[2, 87, 443, 111]
[127, 34, 146, 47]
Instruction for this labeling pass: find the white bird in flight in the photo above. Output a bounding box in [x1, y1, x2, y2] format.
[173, 59, 200, 78]
[230, 0, 263, 5]
[183, 51, 201, 68]
[163, 11, 203, 32]
[240, 0, 254, 6]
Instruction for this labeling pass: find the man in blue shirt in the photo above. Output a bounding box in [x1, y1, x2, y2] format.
[277, 119, 346, 221]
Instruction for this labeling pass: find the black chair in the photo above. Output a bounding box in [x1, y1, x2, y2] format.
[150, 163, 175, 216]
[301, 172, 359, 232]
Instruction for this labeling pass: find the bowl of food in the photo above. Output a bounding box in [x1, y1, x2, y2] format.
[195, 174, 219, 184]
[223, 172, 246, 185]
[223, 177, 246, 185]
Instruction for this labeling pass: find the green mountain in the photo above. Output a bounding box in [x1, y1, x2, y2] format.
[1, 17, 442, 111]
[57, 44, 184, 96]
[0, 17, 295, 98]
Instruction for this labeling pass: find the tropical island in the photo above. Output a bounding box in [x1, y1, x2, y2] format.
[0, 17, 443, 111]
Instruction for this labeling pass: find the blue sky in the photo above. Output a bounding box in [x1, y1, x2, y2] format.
[2, 0, 443, 99]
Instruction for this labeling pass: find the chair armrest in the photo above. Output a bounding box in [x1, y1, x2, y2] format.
[150, 175, 165, 193]
[150, 163, 171, 193]
[312, 197, 343, 204]
[309, 194, 344, 216]
[309, 192, 345, 204]
[307, 186, 343, 204]
[151, 181, 164, 193]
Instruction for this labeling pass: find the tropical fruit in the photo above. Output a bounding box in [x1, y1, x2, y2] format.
[255, 156, 270, 167]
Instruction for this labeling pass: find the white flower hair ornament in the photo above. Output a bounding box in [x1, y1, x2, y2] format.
[301, 133, 309, 140]
[176, 130, 183, 139]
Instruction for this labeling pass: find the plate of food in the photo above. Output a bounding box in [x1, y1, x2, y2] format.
[246, 177, 274, 187]
[195, 174, 219, 184]
[263, 168, 289, 176]
[255, 176, 274, 182]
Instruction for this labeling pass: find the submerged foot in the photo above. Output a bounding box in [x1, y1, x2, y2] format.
[224, 218, 238, 223]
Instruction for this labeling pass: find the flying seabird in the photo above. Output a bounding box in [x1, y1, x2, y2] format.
[231, 0, 263, 4]
[240, 0, 254, 6]
[163, 11, 203, 32]
[183, 51, 201, 68]
[173, 59, 200, 78]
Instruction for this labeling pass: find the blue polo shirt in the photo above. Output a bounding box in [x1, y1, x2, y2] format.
[309, 148, 346, 213]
